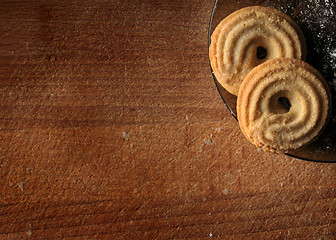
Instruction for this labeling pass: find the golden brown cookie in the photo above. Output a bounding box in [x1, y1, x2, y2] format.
[209, 6, 306, 95]
[237, 58, 331, 153]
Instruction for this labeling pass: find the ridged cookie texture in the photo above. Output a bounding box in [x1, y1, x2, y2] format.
[209, 6, 306, 95]
[237, 58, 331, 153]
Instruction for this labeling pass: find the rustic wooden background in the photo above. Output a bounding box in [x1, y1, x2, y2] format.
[0, 0, 335, 239]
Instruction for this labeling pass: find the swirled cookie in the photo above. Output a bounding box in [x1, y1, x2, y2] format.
[237, 58, 331, 153]
[209, 6, 306, 95]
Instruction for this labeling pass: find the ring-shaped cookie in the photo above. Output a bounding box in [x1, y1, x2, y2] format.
[237, 58, 331, 153]
[209, 6, 306, 95]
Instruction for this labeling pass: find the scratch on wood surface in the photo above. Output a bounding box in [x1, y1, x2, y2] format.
[92, 157, 107, 178]
[204, 159, 220, 174]
[0, 25, 24, 39]
[300, 195, 311, 214]
[124, 62, 128, 78]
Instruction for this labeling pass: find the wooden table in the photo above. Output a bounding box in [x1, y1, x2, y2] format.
[1, 0, 335, 239]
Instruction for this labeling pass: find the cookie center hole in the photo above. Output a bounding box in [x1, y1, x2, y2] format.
[277, 97, 291, 111]
[257, 46, 267, 59]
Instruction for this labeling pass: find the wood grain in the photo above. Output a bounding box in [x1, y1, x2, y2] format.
[0, 0, 335, 239]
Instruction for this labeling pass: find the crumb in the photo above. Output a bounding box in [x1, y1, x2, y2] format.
[18, 182, 25, 191]
[209, 232, 214, 237]
[26, 230, 33, 236]
[204, 138, 214, 145]
[122, 132, 130, 140]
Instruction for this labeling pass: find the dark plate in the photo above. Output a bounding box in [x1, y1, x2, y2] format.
[208, 0, 336, 162]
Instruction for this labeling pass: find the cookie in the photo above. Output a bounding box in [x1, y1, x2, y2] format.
[237, 58, 331, 153]
[209, 6, 306, 95]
